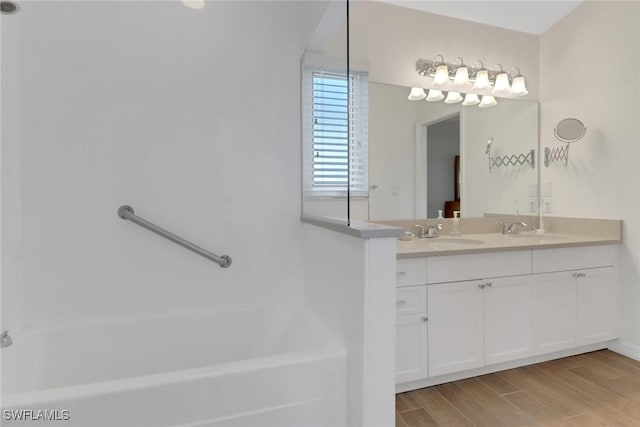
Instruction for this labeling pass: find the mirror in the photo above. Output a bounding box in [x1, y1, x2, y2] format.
[300, 2, 350, 221]
[554, 118, 586, 143]
[368, 82, 539, 221]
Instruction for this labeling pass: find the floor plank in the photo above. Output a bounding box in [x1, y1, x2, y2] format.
[396, 350, 640, 426]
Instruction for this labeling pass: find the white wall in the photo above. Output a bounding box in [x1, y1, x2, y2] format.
[1, 1, 328, 329]
[302, 224, 396, 426]
[539, 1, 640, 356]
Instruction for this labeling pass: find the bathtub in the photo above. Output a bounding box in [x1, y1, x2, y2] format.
[1, 305, 346, 426]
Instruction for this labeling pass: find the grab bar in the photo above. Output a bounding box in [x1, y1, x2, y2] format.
[117, 205, 232, 268]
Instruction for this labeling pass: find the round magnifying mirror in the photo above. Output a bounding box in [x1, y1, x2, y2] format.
[554, 118, 586, 143]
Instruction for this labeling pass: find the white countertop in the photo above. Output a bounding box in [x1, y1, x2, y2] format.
[397, 232, 621, 258]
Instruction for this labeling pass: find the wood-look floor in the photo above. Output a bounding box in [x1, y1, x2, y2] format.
[396, 350, 640, 426]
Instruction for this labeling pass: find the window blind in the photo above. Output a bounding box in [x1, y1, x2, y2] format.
[303, 68, 368, 197]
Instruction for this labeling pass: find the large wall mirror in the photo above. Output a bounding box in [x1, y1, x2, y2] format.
[368, 82, 538, 221]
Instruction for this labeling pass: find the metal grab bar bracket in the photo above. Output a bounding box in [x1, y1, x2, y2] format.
[117, 205, 231, 268]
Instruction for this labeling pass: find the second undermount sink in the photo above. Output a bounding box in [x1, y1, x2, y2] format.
[420, 237, 486, 249]
[504, 233, 568, 243]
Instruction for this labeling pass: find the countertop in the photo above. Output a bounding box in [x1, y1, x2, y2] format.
[397, 232, 621, 258]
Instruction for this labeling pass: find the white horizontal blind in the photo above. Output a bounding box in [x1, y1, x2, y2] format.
[303, 68, 368, 197]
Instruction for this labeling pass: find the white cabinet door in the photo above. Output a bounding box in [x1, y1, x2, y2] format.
[427, 280, 484, 376]
[396, 313, 429, 383]
[484, 276, 534, 365]
[533, 272, 577, 355]
[577, 267, 618, 345]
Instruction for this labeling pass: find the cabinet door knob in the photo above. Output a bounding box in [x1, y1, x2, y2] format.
[485, 282, 493, 287]
[422, 316, 429, 322]
[580, 273, 587, 278]
[478, 284, 486, 289]
[572, 272, 579, 278]
[397, 271, 407, 276]
[396, 300, 407, 306]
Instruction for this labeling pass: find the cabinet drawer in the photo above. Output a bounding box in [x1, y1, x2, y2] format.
[425, 251, 531, 284]
[396, 285, 427, 315]
[396, 258, 426, 286]
[532, 245, 614, 273]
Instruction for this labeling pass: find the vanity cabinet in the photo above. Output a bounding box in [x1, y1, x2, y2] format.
[533, 266, 617, 354]
[427, 280, 484, 376]
[395, 286, 428, 383]
[396, 244, 618, 389]
[427, 275, 533, 376]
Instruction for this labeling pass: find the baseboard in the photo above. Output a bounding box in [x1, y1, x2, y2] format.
[608, 339, 640, 361]
[396, 342, 608, 393]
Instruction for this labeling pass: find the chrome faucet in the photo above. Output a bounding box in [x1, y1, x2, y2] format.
[1, 330, 12, 349]
[414, 223, 443, 238]
[501, 221, 528, 234]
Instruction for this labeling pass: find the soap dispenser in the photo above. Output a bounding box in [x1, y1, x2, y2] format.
[451, 211, 461, 237]
[437, 210, 444, 219]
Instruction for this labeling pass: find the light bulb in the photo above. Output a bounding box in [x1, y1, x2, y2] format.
[433, 65, 450, 86]
[408, 87, 427, 101]
[510, 76, 528, 96]
[473, 69, 489, 89]
[479, 95, 498, 108]
[453, 67, 470, 87]
[426, 89, 445, 102]
[445, 91, 463, 104]
[492, 72, 511, 94]
[462, 93, 480, 106]
[183, 0, 205, 9]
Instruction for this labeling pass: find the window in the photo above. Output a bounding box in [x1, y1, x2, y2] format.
[303, 68, 368, 197]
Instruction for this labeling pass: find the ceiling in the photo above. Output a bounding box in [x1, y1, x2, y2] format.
[376, 1, 583, 35]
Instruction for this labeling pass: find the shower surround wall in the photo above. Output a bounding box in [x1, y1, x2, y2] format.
[1, 1, 327, 329]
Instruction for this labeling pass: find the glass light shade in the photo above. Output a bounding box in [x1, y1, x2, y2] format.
[407, 87, 427, 101]
[492, 72, 511, 94]
[453, 67, 470, 87]
[444, 91, 463, 104]
[473, 69, 489, 89]
[462, 93, 480, 106]
[479, 95, 498, 108]
[432, 65, 450, 85]
[183, 0, 205, 9]
[425, 89, 445, 102]
[510, 76, 528, 96]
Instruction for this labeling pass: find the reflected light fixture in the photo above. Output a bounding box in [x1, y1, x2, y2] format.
[183, 0, 205, 9]
[479, 95, 498, 108]
[426, 89, 445, 102]
[445, 91, 463, 104]
[408, 87, 427, 101]
[462, 93, 480, 106]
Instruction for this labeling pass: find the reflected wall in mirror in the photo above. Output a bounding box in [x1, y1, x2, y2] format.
[368, 82, 539, 221]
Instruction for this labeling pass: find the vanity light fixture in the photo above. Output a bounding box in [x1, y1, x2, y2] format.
[415, 56, 527, 98]
[462, 93, 480, 106]
[452, 57, 470, 88]
[408, 87, 427, 101]
[509, 67, 528, 96]
[425, 89, 445, 102]
[444, 91, 464, 104]
[479, 95, 498, 108]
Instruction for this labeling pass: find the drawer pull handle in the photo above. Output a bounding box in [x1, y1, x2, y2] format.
[478, 284, 486, 289]
[422, 316, 429, 322]
[397, 271, 407, 276]
[580, 273, 586, 278]
[485, 282, 493, 287]
[396, 300, 407, 306]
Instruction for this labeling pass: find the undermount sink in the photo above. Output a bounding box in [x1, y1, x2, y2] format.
[504, 233, 568, 243]
[419, 237, 486, 249]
